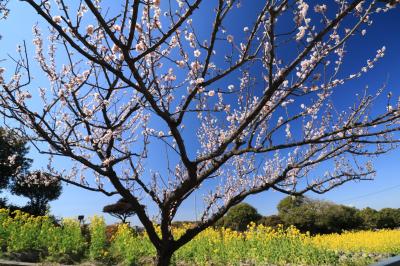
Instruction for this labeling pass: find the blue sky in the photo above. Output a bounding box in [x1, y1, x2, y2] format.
[0, 1, 400, 225]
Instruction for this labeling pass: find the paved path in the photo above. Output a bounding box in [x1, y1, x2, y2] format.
[0, 260, 38, 265]
[0, 260, 95, 266]
[371, 255, 400, 266]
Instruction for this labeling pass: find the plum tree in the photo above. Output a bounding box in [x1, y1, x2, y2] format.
[0, 0, 399, 264]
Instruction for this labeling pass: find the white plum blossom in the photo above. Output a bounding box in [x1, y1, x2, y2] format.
[314, 4, 327, 13]
[86, 25, 94, 35]
[176, 60, 186, 67]
[112, 24, 121, 31]
[296, 26, 307, 40]
[7, 154, 17, 165]
[194, 49, 201, 57]
[356, 2, 364, 13]
[298, 1, 309, 21]
[135, 41, 146, 51]
[285, 124, 292, 138]
[52, 15, 62, 24]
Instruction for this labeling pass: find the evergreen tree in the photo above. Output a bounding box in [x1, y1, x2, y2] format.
[0, 127, 31, 191]
[11, 171, 62, 216]
[0, 127, 62, 215]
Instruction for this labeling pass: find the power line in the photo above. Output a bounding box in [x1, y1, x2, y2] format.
[342, 184, 400, 203]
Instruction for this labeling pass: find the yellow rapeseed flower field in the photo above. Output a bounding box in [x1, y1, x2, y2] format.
[311, 229, 400, 254]
[0, 209, 399, 265]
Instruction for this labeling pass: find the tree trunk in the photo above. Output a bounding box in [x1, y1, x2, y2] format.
[155, 249, 173, 266]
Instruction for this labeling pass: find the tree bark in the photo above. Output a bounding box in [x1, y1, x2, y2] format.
[155, 249, 173, 266]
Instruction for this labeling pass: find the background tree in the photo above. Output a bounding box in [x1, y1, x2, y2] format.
[376, 208, 400, 229]
[0, 127, 61, 215]
[11, 171, 62, 216]
[0, 0, 399, 264]
[277, 196, 311, 214]
[278, 196, 318, 232]
[314, 204, 361, 233]
[0, 197, 7, 208]
[259, 215, 284, 228]
[216, 203, 261, 231]
[358, 207, 379, 229]
[0, 127, 31, 191]
[278, 196, 361, 234]
[103, 198, 136, 223]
